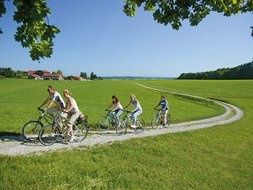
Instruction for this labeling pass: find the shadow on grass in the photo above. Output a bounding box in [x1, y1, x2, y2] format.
[0, 131, 24, 142]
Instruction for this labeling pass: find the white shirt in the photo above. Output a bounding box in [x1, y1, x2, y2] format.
[66, 96, 80, 114]
[49, 91, 65, 109]
[131, 99, 142, 111]
[113, 102, 123, 111]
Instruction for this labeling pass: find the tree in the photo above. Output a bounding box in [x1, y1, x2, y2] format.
[90, 72, 98, 80]
[124, 0, 253, 31]
[80, 72, 87, 79]
[0, 0, 252, 61]
[0, 0, 59, 61]
[56, 69, 63, 75]
[177, 61, 253, 79]
[34, 70, 44, 77]
[0, 67, 15, 78]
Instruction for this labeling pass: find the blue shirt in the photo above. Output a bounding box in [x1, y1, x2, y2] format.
[160, 99, 168, 111]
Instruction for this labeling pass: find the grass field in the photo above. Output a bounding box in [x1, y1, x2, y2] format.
[0, 79, 223, 132]
[0, 79, 252, 190]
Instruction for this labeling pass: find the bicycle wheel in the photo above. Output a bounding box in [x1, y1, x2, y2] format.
[73, 122, 89, 142]
[38, 124, 59, 146]
[115, 118, 125, 135]
[151, 115, 160, 129]
[22, 121, 43, 141]
[134, 119, 145, 133]
[164, 114, 171, 128]
[98, 116, 110, 130]
[120, 117, 131, 134]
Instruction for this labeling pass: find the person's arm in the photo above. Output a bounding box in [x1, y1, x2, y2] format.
[63, 98, 73, 113]
[124, 101, 131, 108]
[106, 103, 113, 110]
[46, 100, 54, 108]
[112, 102, 120, 111]
[154, 101, 160, 109]
[38, 97, 50, 109]
[165, 100, 169, 111]
[124, 101, 131, 109]
[40, 93, 56, 109]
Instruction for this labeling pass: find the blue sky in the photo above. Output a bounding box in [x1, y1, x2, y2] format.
[0, 0, 252, 77]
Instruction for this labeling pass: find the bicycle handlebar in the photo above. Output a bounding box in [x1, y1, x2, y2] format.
[38, 107, 46, 113]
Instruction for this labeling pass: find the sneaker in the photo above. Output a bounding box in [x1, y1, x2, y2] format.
[69, 137, 75, 143]
[130, 125, 137, 129]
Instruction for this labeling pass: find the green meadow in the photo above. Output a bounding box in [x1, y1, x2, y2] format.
[0, 79, 252, 190]
[0, 79, 223, 132]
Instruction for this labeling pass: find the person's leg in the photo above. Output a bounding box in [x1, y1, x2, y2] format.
[59, 112, 68, 132]
[115, 110, 123, 126]
[161, 110, 168, 125]
[132, 109, 142, 127]
[66, 112, 80, 141]
[109, 112, 115, 124]
[131, 110, 137, 127]
[133, 110, 142, 126]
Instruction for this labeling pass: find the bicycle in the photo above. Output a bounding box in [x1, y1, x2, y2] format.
[22, 108, 53, 141]
[98, 109, 123, 134]
[151, 109, 171, 129]
[38, 113, 89, 146]
[119, 110, 145, 134]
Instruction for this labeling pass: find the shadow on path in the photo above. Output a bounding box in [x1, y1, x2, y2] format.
[0, 131, 24, 142]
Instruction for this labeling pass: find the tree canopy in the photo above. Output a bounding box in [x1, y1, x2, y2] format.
[0, 0, 59, 61]
[0, 0, 252, 61]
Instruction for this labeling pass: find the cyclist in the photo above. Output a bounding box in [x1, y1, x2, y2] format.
[62, 90, 81, 142]
[38, 85, 65, 119]
[125, 94, 143, 129]
[106, 95, 123, 126]
[154, 95, 169, 126]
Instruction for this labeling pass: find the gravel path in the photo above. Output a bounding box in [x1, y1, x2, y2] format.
[0, 83, 244, 156]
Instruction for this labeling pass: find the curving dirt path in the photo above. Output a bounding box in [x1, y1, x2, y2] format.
[0, 83, 244, 156]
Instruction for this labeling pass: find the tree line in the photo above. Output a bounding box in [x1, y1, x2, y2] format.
[178, 61, 253, 80]
[0, 68, 26, 79]
[0, 67, 103, 80]
[80, 72, 103, 80]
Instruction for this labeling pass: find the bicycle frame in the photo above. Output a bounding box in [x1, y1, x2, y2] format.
[39, 113, 89, 145]
[152, 109, 170, 129]
[100, 110, 118, 128]
[38, 111, 53, 126]
[120, 110, 144, 133]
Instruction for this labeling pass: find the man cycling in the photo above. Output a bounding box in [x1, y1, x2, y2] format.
[38, 85, 65, 120]
[155, 95, 169, 126]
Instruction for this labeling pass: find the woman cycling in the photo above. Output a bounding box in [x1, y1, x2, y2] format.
[62, 90, 81, 142]
[106, 95, 123, 126]
[125, 94, 143, 129]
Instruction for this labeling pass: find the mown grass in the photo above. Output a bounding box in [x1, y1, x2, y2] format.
[0, 79, 252, 190]
[0, 79, 223, 132]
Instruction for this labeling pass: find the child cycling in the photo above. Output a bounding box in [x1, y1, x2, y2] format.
[125, 94, 143, 129]
[154, 95, 169, 126]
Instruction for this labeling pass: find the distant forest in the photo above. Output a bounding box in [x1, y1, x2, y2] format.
[178, 61, 253, 79]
